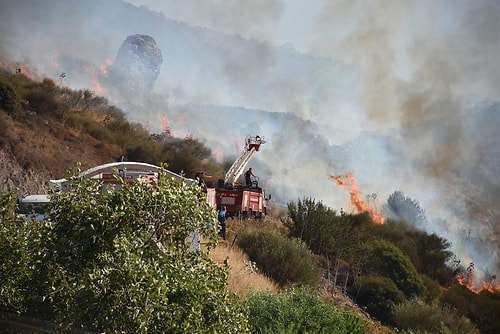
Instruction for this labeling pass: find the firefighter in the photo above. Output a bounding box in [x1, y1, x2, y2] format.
[244, 168, 254, 187]
[218, 206, 227, 240]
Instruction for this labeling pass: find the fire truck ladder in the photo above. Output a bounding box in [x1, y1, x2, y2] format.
[224, 135, 265, 188]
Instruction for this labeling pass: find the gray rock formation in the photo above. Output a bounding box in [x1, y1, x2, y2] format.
[0, 151, 51, 195]
[108, 34, 162, 98]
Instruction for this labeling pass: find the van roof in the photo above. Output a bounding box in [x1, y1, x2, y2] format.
[19, 194, 51, 203]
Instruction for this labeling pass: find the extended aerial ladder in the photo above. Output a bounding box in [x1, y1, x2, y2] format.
[224, 135, 265, 188]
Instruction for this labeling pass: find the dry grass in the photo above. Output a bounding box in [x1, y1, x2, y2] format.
[208, 240, 279, 297]
[5, 112, 123, 178]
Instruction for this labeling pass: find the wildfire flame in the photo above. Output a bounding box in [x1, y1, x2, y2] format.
[456, 260, 500, 294]
[1, 61, 40, 81]
[99, 59, 112, 76]
[84, 64, 107, 96]
[161, 116, 170, 136]
[330, 173, 385, 224]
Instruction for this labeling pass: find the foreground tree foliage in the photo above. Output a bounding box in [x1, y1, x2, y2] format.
[0, 168, 249, 333]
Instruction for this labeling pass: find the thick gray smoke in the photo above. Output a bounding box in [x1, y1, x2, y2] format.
[0, 0, 498, 285]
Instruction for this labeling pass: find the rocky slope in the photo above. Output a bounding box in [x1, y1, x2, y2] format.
[0, 111, 123, 196]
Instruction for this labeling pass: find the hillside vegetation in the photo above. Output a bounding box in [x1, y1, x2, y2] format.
[1, 70, 499, 333]
[0, 69, 225, 195]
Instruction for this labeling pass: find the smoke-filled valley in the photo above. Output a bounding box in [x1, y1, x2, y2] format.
[0, 0, 499, 287]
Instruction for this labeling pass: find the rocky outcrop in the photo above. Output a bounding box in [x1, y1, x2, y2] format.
[107, 34, 162, 99]
[0, 150, 51, 196]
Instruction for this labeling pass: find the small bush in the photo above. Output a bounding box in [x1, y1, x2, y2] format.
[64, 112, 87, 129]
[0, 115, 11, 147]
[353, 274, 406, 324]
[440, 282, 500, 334]
[85, 122, 113, 142]
[104, 119, 132, 138]
[125, 143, 162, 165]
[236, 228, 320, 287]
[362, 240, 426, 299]
[0, 80, 20, 115]
[392, 301, 479, 334]
[420, 274, 442, 302]
[25, 86, 65, 119]
[245, 289, 365, 334]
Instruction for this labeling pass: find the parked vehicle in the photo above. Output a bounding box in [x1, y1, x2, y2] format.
[16, 194, 51, 220]
[214, 135, 269, 219]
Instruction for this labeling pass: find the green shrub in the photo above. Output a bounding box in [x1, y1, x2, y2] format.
[25, 85, 65, 119]
[236, 228, 320, 287]
[125, 142, 163, 165]
[64, 113, 113, 142]
[420, 274, 442, 302]
[245, 289, 365, 334]
[0, 115, 10, 147]
[64, 111, 87, 129]
[0, 80, 20, 115]
[104, 119, 132, 137]
[353, 274, 406, 324]
[357, 219, 456, 286]
[392, 301, 479, 334]
[441, 282, 500, 334]
[85, 122, 113, 142]
[362, 240, 426, 298]
[104, 106, 126, 120]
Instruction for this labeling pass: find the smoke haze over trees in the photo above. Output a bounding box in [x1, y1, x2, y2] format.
[0, 0, 498, 284]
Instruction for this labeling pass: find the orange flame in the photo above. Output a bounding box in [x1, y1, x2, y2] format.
[161, 116, 170, 136]
[99, 59, 112, 76]
[0, 61, 40, 81]
[84, 64, 107, 96]
[456, 260, 500, 294]
[330, 173, 385, 224]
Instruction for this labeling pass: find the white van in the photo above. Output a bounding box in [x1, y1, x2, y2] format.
[17, 194, 51, 220]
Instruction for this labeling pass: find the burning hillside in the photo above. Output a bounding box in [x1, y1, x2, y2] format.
[457, 261, 499, 294]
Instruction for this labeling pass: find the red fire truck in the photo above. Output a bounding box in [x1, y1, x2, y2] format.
[214, 135, 269, 219]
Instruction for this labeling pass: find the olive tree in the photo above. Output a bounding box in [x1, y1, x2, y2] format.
[0, 167, 249, 333]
